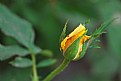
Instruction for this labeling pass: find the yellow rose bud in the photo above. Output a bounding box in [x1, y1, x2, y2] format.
[60, 24, 90, 61]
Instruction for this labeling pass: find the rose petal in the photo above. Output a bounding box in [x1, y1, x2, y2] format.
[61, 24, 87, 52]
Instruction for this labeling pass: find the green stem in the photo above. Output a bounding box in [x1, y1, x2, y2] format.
[31, 54, 39, 81]
[43, 58, 70, 81]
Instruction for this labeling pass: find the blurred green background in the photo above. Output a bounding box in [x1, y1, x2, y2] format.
[0, 0, 121, 81]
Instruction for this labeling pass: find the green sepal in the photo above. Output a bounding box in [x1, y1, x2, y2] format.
[85, 19, 90, 25]
[64, 31, 87, 61]
[79, 42, 88, 60]
[89, 45, 101, 49]
[88, 38, 101, 49]
[91, 18, 116, 38]
[59, 20, 68, 44]
[75, 38, 100, 61]
[93, 39, 101, 42]
[64, 36, 82, 60]
[83, 19, 90, 26]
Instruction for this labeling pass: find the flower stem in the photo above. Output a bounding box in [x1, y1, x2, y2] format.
[31, 54, 39, 81]
[43, 58, 70, 81]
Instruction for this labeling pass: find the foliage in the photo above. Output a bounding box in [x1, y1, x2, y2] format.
[0, 3, 56, 81]
[0, 0, 121, 81]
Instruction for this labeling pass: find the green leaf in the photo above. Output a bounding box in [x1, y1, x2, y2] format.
[9, 57, 32, 68]
[29, 44, 41, 54]
[40, 49, 53, 57]
[0, 66, 32, 81]
[37, 59, 57, 68]
[59, 20, 68, 44]
[0, 4, 34, 48]
[91, 18, 116, 38]
[0, 45, 29, 61]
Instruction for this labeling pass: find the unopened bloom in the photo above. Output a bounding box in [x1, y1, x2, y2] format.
[60, 24, 90, 61]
